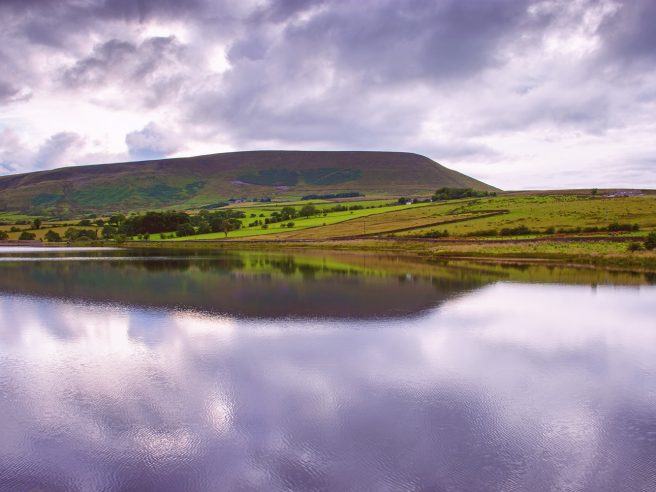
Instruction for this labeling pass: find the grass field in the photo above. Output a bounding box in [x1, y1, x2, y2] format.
[398, 195, 656, 237]
[5, 191, 656, 271]
[148, 201, 433, 240]
[133, 194, 656, 243]
[0, 224, 101, 241]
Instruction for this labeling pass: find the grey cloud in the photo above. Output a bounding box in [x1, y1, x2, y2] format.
[279, 0, 547, 84]
[189, 0, 560, 149]
[97, 0, 206, 23]
[33, 132, 83, 170]
[126, 122, 182, 160]
[0, 80, 28, 105]
[61, 36, 189, 107]
[0, 0, 654, 187]
[597, 0, 656, 64]
[62, 40, 137, 87]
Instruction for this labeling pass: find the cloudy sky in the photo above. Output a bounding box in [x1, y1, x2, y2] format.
[0, 0, 654, 189]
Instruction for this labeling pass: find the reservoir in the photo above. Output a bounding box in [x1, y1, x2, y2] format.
[0, 248, 654, 491]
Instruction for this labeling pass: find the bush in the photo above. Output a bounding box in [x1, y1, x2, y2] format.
[64, 228, 97, 241]
[644, 232, 656, 251]
[286, 222, 295, 228]
[44, 230, 62, 242]
[607, 223, 639, 232]
[0, 231, 8, 240]
[423, 229, 449, 238]
[499, 225, 535, 236]
[627, 242, 643, 252]
[465, 229, 498, 237]
[433, 187, 492, 201]
[19, 231, 36, 240]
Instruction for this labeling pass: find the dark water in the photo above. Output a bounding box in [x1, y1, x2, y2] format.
[0, 248, 655, 491]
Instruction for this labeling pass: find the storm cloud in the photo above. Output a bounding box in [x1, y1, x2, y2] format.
[0, 0, 654, 189]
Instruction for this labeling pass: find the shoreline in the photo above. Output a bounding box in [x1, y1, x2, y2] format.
[114, 237, 656, 273]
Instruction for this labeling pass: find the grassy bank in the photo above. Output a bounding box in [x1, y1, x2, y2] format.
[119, 236, 656, 272]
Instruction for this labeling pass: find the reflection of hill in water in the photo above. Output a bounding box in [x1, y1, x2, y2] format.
[0, 249, 651, 319]
[0, 251, 490, 319]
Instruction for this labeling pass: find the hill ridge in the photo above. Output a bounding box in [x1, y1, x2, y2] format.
[0, 150, 496, 216]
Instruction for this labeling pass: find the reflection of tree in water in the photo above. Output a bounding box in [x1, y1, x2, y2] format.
[1, 250, 653, 319]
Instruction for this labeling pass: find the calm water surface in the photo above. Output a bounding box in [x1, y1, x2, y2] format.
[0, 247, 655, 491]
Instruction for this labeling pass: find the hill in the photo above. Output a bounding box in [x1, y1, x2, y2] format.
[0, 150, 496, 216]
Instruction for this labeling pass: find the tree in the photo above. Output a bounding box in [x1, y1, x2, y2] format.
[32, 218, 42, 229]
[109, 214, 126, 226]
[44, 230, 62, 242]
[0, 231, 8, 240]
[210, 218, 241, 237]
[102, 225, 117, 239]
[78, 219, 92, 226]
[176, 223, 196, 237]
[197, 221, 211, 234]
[64, 228, 97, 241]
[95, 219, 105, 227]
[645, 232, 656, 251]
[19, 231, 36, 240]
[299, 204, 317, 218]
[280, 206, 297, 221]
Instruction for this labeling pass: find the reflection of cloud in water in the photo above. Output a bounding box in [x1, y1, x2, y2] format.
[0, 283, 655, 490]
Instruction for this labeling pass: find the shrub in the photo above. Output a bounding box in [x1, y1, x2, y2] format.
[423, 229, 449, 238]
[64, 228, 97, 241]
[44, 230, 62, 242]
[286, 222, 295, 228]
[500, 225, 535, 236]
[627, 242, 643, 252]
[0, 231, 8, 240]
[465, 229, 498, 237]
[433, 187, 492, 201]
[644, 232, 656, 251]
[19, 231, 36, 240]
[607, 223, 639, 232]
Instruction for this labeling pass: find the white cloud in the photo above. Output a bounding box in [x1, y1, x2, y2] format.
[0, 0, 654, 189]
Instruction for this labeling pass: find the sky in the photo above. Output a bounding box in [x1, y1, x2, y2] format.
[0, 0, 654, 190]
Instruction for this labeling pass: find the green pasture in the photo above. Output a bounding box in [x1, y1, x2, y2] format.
[148, 202, 432, 241]
[398, 195, 656, 237]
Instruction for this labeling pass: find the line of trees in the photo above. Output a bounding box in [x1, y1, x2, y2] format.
[100, 209, 247, 239]
[433, 187, 496, 201]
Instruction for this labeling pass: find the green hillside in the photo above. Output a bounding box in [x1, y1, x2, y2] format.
[0, 150, 496, 216]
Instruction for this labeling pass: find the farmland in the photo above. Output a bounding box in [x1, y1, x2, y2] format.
[3, 191, 656, 271]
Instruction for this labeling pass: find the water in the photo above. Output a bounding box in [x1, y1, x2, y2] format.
[0, 247, 655, 491]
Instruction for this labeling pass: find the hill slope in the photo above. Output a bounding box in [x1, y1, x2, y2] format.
[0, 150, 496, 215]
